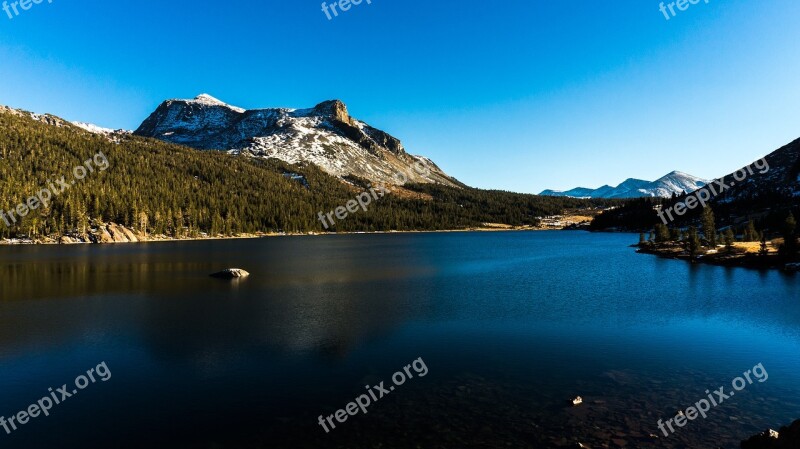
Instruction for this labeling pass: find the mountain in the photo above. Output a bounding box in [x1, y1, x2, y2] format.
[539, 186, 605, 198]
[72, 121, 129, 136]
[692, 137, 800, 229]
[540, 171, 708, 199]
[601, 178, 652, 199]
[709, 138, 800, 204]
[0, 102, 616, 241]
[589, 137, 800, 231]
[134, 94, 458, 187]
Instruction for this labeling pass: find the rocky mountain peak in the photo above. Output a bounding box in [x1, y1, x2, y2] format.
[165, 93, 246, 113]
[194, 93, 225, 103]
[133, 95, 458, 188]
[311, 99, 353, 126]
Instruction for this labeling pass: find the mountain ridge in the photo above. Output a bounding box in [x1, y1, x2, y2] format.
[589, 137, 800, 232]
[133, 94, 459, 188]
[540, 170, 708, 199]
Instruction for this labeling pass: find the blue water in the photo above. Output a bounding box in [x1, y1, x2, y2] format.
[0, 231, 798, 448]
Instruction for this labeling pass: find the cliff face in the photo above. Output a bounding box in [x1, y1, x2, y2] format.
[53, 223, 148, 244]
[1, 222, 147, 245]
[3, 222, 257, 245]
[134, 94, 459, 187]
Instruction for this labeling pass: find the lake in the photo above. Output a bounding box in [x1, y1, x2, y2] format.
[1, 231, 798, 448]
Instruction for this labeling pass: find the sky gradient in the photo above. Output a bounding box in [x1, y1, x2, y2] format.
[1, 0, 799, 193]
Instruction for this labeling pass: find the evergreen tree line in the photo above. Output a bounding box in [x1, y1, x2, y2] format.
[0, 111, 615, 239]
[639, 206, 799, 261]
[590, 185, 799, 242]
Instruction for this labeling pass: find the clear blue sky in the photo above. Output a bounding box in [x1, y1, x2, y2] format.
[1, 0, 799, 193]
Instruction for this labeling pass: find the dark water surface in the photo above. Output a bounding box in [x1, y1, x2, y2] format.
[1, 231, 799, 448]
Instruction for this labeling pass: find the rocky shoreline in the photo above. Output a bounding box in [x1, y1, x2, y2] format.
[0, 222, 271, 245]
[635, 242, 800, 272]
[0, 218, 596, 246]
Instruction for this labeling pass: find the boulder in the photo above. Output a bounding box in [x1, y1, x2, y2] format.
[106, 223, 131, 242]
[120, 226, 139, 242]
[97, 227, 115, 243]
[210, 268, 250, 279]
[59, 235, 89, 244]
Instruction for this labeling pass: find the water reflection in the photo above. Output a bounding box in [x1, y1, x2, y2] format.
[0, 232, 798, 448]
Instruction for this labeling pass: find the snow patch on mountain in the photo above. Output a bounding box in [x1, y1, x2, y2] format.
[184, 94, 246, 113]
[73, 122, 122, 135]
[70, 121, 131, 144]
[540, 171, 709, 199]
[134, 95, 458, 187]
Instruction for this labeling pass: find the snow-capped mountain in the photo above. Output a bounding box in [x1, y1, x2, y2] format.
[646, 171, 710, 198]
[71, 122, 131, 144]
[3, 104, 131, 143]
[540, 171, 709, 199]
[539, 186, 602, 198]
[72, 122, 130, 135]
[134, 94, 458, 187]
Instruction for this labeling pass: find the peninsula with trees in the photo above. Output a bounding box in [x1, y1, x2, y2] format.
[590, 137, 800, 271]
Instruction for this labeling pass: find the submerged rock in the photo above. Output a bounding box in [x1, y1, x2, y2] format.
[210, 268, 250, 279]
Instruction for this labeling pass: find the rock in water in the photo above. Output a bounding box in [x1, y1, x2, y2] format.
[210, 268, 250, 279]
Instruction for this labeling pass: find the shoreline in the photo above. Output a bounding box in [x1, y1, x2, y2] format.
[0, 213, 598, 246]
[0, 226, 582, 247]
[635, 242, 799, 272]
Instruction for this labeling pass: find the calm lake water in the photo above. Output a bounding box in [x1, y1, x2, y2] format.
[1, 231, 799, 448]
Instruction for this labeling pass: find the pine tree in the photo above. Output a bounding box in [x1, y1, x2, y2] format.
[655, 223, 670, 243]
[759, 233, 770, 257]
[701, 207, 717, 248]
[743, 220, 758, 242]
[780, 212, 797, 259]
[724, 228, 735, 254]
[686, 226, 701, 259]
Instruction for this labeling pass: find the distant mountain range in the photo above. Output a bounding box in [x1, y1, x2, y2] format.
[540, 171, 709, 199]
[133, 94, 458, 187]
[589, 138, 800, 231]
